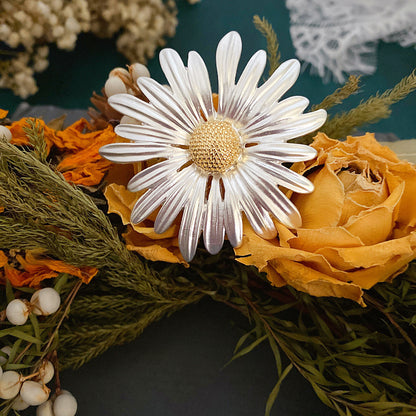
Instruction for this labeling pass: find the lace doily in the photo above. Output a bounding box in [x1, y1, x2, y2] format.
[286, 0, 416, 82]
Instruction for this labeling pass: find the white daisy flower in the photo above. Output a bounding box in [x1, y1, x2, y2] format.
[100, 31, 327, 262]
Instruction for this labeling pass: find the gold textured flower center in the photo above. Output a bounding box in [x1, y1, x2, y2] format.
[188, 119, 241, 173]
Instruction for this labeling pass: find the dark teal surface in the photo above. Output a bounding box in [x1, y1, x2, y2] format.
[1, 0, 416, 138]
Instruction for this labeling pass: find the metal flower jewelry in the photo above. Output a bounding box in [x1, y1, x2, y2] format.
[100, 31, 327, 262]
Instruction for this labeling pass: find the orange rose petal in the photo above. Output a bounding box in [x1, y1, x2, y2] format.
[290, 227, 363, 252]
[0, 109, 8, 118]
[105, 183, 143, 224]
[292, 164, 344, 228]
[0, 251, 9, 267]
[9, 118, 56, 152]
[268, 258, 365, 306]
[124, 226, 188, 266]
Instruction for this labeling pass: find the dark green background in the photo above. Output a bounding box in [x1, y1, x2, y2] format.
[2, 1, 416, 415]
[1, 0, 416, 139]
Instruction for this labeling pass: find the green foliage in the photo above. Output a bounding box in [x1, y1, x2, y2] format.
[253, 15, 281, 75]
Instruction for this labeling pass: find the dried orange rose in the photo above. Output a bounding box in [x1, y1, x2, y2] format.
[0, 109, 9, 118]
[0, 249, 98, 288]
[8, 117, 117, 186]
[104, 181, 187, 265]
[235, 133, 416, 306]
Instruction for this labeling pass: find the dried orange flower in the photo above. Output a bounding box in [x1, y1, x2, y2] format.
[8, 117, 117, 186]
[0, 250, 98, 288]
[235, 133, 416, 306]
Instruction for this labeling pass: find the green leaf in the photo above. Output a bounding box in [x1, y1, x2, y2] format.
[225, 335, 267, 367]
[5, 279, 14, 303]
[29, 314, 41, 353]
[265, 364, 293, 416]
[0, 327, 42, 344]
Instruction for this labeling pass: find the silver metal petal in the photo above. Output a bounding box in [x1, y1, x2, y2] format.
[138, 77, 200, 128]
[242, 161, 302, 228]
[222, 176, 243, 248]
[203, 177, 225, 255]
[115, 124, 187, 145]
[249, 59, 300, 115]
[159, 48, 201, 123]
[246, 142, 317, 162]
[268, 96, 310, 118]
[244, 109, 327, 143]
[229, 168, 277, 239]
[187, 51, 215, 119]
[108, 93, 192, 134]
[154, 166, 200, 234]
[224, 49, 267, 121]
[178, 175, 206, 262]
[99, 142, 182, 163]
[127, 155, 188, 192]
[131, 183, 171, 224]
[250, 157, 315, 194]
[216, 31, 242, 114]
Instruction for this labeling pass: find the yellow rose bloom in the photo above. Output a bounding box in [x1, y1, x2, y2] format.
[235, 133, 416, 306]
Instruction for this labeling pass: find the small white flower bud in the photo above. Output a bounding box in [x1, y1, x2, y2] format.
[20, 380, 49, 406]
[120, 115, 141, 125]
[130, 63, 150, 82]
[0, 346, 12, 365]
[0, 126, 12, 141]
[37, 400, 54, 416]
[0, 371, 22, 399]
[11, 394, 30, 410]
[6, 299, 29, 325]
[53, 392, 77, 416]
[104, 76, 127, 97]
[39, 361, 54, 384]
[30, 288, 61, 316]
[109, 67, 130, 79]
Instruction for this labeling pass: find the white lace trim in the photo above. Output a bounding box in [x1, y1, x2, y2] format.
[286, 0, 416, 82]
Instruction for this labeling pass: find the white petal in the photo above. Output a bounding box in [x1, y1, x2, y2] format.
[203, 177, 225, 255]
[127, 156, 187, 192]
[99, 142, 183, 163]
[245, 109, 327, 143]
[108, 94, 191, 134]
[131, 183, 171, 223]
[250, 158, 315, 194]
[242, 162, 302, 228]
[268, 96, 310, 118]
[229, 168, 277, 239]
[187, 51, 215, 119]
[222, 176, 243, 247]
[115, 124, 187, 145]
[178, 175, 206, 262]
[159, 48, 201, 122]
[223, 50, 267, 121]
[138, 77, 200, 128]
[154, 166, 200, 233]
[246, 142, 317, 162]
[250, 59, 300, 114]
[216, 31, 242, 114]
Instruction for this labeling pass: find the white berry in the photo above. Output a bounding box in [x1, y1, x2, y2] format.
[11, 394, 30, 410]
[130, 63, 150, 81]
[6, 299, 29, 325]
[0, 126, 12, 142]
[39, 360, 55, 384]
[31, 288, 61, 316]
[37, 400, 54, 416]
[0, 371, 22, 399]
[20, 380, 50, 406]
[0, 346, 12, 365]
[104, 76, 127, 97]
[53, 391, 77, 416]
